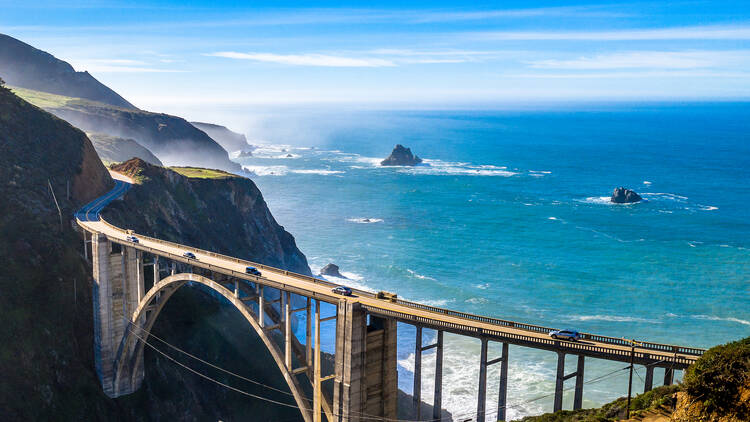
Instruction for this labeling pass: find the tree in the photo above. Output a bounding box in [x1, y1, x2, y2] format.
[0, 76, 4, 86]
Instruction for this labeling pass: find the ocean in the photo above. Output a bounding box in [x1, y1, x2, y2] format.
[231, 103, 749, 420]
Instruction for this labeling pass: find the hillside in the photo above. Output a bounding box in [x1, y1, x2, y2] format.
[88, 133, 163, 166]
[11, 86, 241, 172]
[105, 158, 311, 275]
[191, 121, 251, 153]
[0, 33, 135, 109]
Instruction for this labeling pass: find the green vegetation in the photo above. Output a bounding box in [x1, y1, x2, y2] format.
[513, 385, 678, 421]
[9, 86, 113, 109]
[169, 166, 241, 179]
[683, 337, 750, 419]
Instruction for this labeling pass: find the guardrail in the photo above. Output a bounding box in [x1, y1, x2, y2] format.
[80, 216, 706, 360]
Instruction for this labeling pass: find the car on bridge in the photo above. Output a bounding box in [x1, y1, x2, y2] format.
[550, 329, 581, 341]
[332, 286, 353, 296]
[125, 235, 139, 243]
[183, 252, 197, 260]
[245, 266, 262, 276]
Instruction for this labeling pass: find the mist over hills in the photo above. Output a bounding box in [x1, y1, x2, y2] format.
[0, 34, 135, 109]
[0, 33, 241, 172]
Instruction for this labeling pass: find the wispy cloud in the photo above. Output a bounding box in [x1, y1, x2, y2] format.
[207, 52, 396, 67]
[471, 24, 750, 41]
[413, 6, 628, 23]
[501, 71, 750, 79]
[526, 51, 750, 69]
[70, 58, 187, 73]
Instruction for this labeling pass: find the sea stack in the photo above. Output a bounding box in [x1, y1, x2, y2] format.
[381, 144, 422, 166]
[319, 263, 347, 279]
[611, 187, 643, 203]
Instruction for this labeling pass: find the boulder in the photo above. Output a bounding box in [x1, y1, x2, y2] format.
[319, 263, 347, 279]
[611, 187, 642, 203]
[381, 144, 422, 166]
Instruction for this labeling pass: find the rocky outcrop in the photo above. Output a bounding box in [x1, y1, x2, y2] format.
[106, 158, 311, 275]
[611, 187, 642, 203]
[88, 133, 163, 166]
[381, 144, 422, 166]
[0, 33, 135, 109]
[320, 263, 347, 279]
[191, 121, 249, 153]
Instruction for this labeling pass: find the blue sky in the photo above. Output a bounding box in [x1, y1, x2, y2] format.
[2, 0, 750, 110]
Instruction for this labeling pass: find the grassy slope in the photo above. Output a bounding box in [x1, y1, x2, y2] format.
[169, 166, 242, 179]
[10, 85, 112, 109]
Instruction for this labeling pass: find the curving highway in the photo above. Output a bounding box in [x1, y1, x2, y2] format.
[77, 172, 704, 370]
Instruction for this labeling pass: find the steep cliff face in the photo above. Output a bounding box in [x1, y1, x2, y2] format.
[0, 85, 120, 419]
[0, 33, 135, 109]
[88, 133, 163, 166]
[191, 121, 250, 153]
[106, 158, 311, 275]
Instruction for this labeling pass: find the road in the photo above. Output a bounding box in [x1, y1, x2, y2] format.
[77, 172, 703, 368]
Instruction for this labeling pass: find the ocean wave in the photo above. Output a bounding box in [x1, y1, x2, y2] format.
[641, 192, 688, 201]
[398, 159, 518, 177]
[291, 169, 344, 175]
[700, 205, 719, 211]
[582, 196, 612, 205]
[418, 298, 455, 307]
[692, 314, 750, 326]
[466, 297, 489, 304]
[475, 283, 491, 290]
[643, 180, 652, 185]
[569, 314, 660, 323]
[406, 269, 436, 281]
[242, 165, 289, 176]
[347, 217, 383, 224]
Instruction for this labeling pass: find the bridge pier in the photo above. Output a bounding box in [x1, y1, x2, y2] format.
[664, 367, 674, 386]
[91, 234, 144, 397]
[333, 302, 397, 421]
[497, 342, 509, 422]
[553, 352, 585, 412]
[433, 330, 444, 421]
[644, 354, 654, 392]
[413, 326, 423, 420]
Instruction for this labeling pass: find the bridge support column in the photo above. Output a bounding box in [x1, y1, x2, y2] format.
[258, 285, 265, 328]
[152, 256, 159, 286]
[333, 304, 397, 421]
[433, 330, 444, 422]
[497, 343, 509, 422]
[477, 338, 489, 422]
[91, 235, 144, 397]
[413, 326, 422, 420]
[664, 367, 674, 386]
[644, 366, 654, 392]
[554, 352, 565, 412]
[284, 291, 292, 370]
[314, 299, 322, 422]
[573, 355, 584, 410]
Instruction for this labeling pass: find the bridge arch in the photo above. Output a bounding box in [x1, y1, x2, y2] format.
[113, 273, 314, 422]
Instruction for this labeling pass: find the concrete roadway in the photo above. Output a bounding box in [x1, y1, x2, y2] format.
[77, 172, 703, 368]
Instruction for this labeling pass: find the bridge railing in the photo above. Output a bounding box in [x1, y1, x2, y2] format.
[361, 305, 699, 368]
[86, 217, 704, 359]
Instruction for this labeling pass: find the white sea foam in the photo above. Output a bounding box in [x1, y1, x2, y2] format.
[419, 298, 455, 307]
[642, 192, 688, 201]
[291, 169, 344, 175]
[582, 196, 612, 205]
[693, 315, 750, 326]
[466, 297, 489, 304]
[547, 216, 558, 220]
[398, 159, 518, 177]
[241, 165, 289, 176]
[475, 283, 491, 290]
[643, 180, 652, 185]
[347, 217, 384, 224]
[397, 332, 547, 421]
[700, 205, 719, 211]
[406, 269, 436, 281]
[569, 314, 660, 324]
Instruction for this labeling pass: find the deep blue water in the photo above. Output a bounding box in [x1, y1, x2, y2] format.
[234, 103, 749, 420]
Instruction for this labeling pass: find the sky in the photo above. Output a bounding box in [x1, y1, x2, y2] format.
[1, 0, 750, 110]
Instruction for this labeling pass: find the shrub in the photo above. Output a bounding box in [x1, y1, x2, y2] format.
[683, 336, 750, 418]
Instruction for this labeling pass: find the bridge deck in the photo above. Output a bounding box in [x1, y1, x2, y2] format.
[79, 216, 703, 370]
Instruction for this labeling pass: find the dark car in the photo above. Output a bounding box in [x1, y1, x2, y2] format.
[125, 235, 139, 243]
[183, 252, 197, 259]
[245, 266, 262, 276]
[332, 286, 353, 296]
[549, 329, 581, 341]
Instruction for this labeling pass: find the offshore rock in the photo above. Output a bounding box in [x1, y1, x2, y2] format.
[611, 187, 643, 203]
[320, 263, 347, 279]
[381, 144, 422, 166]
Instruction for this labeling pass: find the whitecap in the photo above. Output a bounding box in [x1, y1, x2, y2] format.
[700, 205, 718, 211]
[547, 216, 558, 220]
[291, 169, 344, 175]
[466, 297, 489, 304]
[347, 217, 384, 224]
[692, 315, 750, 326]
[418, 298, 455, 307]
[397, 159, 517, 177]
[475, 283, 491, 290]
[582, 196, 612, 205]
[642, 192, 688, 201]
[569, 314, 660, 323]
[643, 181, 652, 185]
[406, 269, 436, 281]
[242, 165, 289, 176]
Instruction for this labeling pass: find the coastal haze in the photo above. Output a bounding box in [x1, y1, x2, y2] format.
[1, 0, 749, 421]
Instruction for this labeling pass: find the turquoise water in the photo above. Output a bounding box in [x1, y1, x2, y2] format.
[236, 104, 749, 420]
